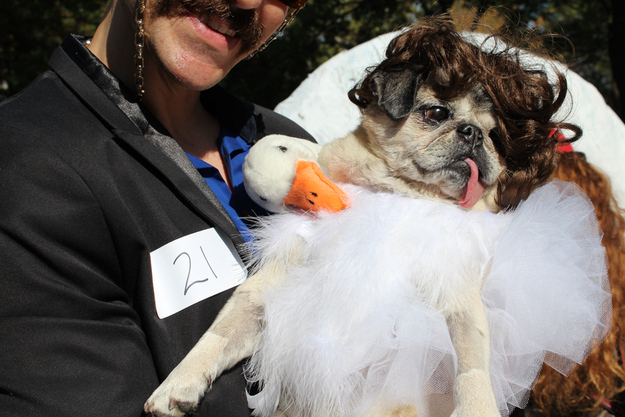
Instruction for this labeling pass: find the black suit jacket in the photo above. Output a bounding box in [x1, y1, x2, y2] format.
[0, 36, 313, 416]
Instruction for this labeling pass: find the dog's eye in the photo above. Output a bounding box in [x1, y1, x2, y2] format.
[424, 106, 450, 123]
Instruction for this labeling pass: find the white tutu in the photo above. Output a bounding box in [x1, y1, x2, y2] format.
[245, 180, 611, 417]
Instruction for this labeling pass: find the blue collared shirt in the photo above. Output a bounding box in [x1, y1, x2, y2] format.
[186, 128, 270, 242]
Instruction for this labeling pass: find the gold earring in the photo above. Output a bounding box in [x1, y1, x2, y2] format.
[134, 0, 146, 100]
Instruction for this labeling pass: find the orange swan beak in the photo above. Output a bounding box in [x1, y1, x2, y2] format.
[283, 160, 350, 213]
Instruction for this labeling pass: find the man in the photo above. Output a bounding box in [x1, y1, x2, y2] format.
[0, 0, 311, 415]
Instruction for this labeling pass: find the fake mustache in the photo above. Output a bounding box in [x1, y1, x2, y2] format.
[154, 0, 264, 53]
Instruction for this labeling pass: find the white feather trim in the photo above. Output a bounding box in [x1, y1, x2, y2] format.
[245, 180, 611, 417]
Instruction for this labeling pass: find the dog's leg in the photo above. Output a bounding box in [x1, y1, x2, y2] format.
[447, 287, 500, 417]
[144, 239, 304, 417]
[144, 272, 267, 417]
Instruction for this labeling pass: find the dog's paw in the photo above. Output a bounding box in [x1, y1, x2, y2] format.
[144, 374, 212, 417]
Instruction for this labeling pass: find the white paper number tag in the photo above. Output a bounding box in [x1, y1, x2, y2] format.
[150, 228, 247, 319]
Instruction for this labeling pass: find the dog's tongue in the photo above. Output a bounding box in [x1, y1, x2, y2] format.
[459, 158, 484, 209]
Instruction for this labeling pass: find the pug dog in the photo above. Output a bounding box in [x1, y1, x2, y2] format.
[145, 17, 608, 417]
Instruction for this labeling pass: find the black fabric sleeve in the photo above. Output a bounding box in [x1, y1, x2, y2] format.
[0, 127, 159, 416]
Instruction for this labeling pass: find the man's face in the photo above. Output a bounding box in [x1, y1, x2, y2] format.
[142, 0, 289, 91]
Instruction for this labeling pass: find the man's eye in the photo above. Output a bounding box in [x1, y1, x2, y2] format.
[424, 106, 450, 123]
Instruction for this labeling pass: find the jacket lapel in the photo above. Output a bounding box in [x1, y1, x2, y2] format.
[48, 38, 245, 249]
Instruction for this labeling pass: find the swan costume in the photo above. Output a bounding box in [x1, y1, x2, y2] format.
[245, 180, 611, 417]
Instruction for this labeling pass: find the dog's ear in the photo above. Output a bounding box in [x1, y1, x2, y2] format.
[369, 64, 426, 121]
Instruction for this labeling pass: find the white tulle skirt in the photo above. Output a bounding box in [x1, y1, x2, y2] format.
[245, 180, 611, 417]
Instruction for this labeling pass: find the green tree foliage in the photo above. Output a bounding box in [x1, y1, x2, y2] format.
[0, 0, 108, 100]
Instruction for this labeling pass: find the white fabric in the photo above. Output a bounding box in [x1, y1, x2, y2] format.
[246, 180, 611, 417]
[275, 32, 625, 207]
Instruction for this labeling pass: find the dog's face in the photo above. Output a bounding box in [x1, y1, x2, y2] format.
[360, 65, 504, 210]
[346, 22, 576, 213]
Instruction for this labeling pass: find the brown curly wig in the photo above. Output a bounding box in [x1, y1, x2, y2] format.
[531, 151, 625, 416]
[348, 16, 582, 211]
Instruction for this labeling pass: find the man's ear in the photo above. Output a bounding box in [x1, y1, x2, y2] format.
[369, 64, 426, 121]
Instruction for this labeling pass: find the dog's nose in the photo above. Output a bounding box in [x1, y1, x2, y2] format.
[457, 124, 483, 146]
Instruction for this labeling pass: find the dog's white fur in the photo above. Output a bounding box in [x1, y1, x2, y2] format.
[144, 80, 505, 416]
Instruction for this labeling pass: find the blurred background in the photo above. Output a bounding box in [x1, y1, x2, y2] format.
[1, 0, 623, 122]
